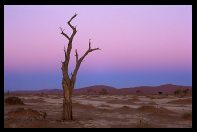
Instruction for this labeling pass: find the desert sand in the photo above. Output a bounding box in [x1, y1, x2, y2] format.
[4, 94, 192, 128]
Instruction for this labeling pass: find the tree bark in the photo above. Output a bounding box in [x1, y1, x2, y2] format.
[62, 96, 73, 120]
[61, 79, 73, 120]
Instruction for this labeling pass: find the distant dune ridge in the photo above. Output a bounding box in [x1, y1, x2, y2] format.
[10, 84, 192, 95]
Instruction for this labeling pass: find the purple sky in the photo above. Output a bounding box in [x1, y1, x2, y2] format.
[4, 5, 192, 90]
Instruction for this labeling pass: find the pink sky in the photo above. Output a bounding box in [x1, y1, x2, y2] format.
[4, 5, 192, 90]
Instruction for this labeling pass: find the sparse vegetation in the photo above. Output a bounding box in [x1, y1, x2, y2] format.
[5, 97, 24, 105]
[174, 88, 182, 96]
[87, 89, 92, 95]
[173, 88, 190, 97]
[183, 89, 190, 96]
[136, 90, 143, 95]
[7, 108, 47, 121]
[99, 88, 108, 95]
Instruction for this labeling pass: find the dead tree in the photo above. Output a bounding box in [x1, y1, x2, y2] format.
[60, 13, 100, 120]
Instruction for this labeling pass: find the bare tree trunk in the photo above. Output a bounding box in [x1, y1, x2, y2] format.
[62, 97, 72, 120]
[61, 80, 73, 120]
[59, 13, 100, 121]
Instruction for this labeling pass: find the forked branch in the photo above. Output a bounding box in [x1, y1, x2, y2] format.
[68, 13, 77, 30]
[71, 39, 100, 84]
[75, 49, 79, 63]
[60, 13, 78, 74]
[60, 27, 69, 40]
[79, 39, 100, 65]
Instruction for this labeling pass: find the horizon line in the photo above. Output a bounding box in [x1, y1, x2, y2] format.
[5, 83, 192, 92]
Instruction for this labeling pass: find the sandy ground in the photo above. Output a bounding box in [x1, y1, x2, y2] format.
[4, 94, 192, 128]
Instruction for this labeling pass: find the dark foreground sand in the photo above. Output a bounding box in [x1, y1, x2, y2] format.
[4, 94, 192, 128]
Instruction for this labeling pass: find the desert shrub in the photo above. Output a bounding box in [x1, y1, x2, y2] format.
[5, 96, 24, 105]
[174, 88, 190, 97]
[182, 89, 190, 96]
[87, 89, 92, 95]
[99, 88, 108, 95]
[136, 90, 141, 94]
[7, 108, 47, 120]
[174, 89, 182, 95]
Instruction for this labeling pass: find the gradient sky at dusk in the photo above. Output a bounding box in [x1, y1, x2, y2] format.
[4, 5, 192, 91]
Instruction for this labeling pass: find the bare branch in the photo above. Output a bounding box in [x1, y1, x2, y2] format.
[60, 27, 70, 40]
[67, 13, 77, 31]
[60, 27, 65, 32]
[64, 45, 67, 60]
[60, 14, 78, 75]
[71, 40, 100, 83]
[64, 13, 78, 67]
[87, 39, 101, 52]
[68, 13, 77, 23]
[75, 49, 78, 62]
[89, 48, 101, 52]
[89, 39, 91, 50]
[81, 39, 100, 62]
